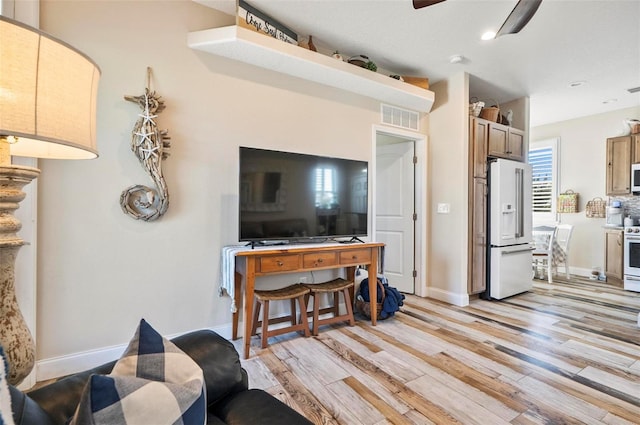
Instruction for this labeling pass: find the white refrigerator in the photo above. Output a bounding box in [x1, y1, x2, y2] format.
[487, 158, 533, 300]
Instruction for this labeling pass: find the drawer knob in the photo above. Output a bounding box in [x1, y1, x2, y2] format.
[318, 258, 323, 263]
[352, 255, 357, 260]
[277, 260, 283, 266]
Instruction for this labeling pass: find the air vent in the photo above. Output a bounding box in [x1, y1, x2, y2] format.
[628, 86, 640, 94]
[381, 104, 419, 131]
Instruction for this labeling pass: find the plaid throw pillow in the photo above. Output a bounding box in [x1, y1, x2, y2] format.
[69, 319, 206, 425]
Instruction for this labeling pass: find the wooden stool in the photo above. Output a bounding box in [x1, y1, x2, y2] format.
[251, 284, 311, 349]
[305, 278, 355, 336]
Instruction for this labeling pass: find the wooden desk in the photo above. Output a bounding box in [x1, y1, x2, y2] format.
[233, 242, 384, 359]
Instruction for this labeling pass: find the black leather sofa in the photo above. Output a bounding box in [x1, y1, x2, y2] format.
[10, 329, 313, 425]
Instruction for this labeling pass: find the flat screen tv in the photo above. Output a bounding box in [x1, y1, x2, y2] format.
[239, 147, 368, 244]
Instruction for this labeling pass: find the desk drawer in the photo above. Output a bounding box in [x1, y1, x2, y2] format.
[259, 255, 299, 273]
[340, 249, 371, 265]
[303, 252, 337, 268]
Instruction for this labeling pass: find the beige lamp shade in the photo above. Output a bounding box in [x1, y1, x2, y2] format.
[0, 16, 100, 159]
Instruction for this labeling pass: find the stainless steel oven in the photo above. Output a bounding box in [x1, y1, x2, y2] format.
[623, 226, 640, 291]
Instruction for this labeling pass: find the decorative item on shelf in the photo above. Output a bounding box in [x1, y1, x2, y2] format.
[585, 197, 606, 218]
[331, 50, 344, 61]
[389, 75, 405, 81]
[364, 60, 377, 72]
[120, 67, 171, 222]
[401, 76, 429, 90]
[557, 190, 579, 213]
[621, 118, 640, 135]
[348, 54, 371, 67]
[506, 109, 514, 126]
[347, 54, 377, 72]
[0, 16, 100, 385]
[479, 99, 500, 122]
[237, 0, 298, 45]
[307, 35, 317, 52]
[469, 97, 484, 117]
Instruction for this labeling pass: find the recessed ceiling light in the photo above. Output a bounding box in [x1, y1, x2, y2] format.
[481, 31, 496, 41]
[603, 98, 618, 104]
[569, 81, 586, 88]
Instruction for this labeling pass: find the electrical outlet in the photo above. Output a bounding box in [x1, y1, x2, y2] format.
[299, 276, 308, 284]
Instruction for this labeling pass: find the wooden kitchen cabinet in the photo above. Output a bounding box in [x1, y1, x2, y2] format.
[604, 228, 624, 282]
[633, 135, 640, 163]
[468, 117, 489, 294]
[606, 136, 633, 195]
[471, 117, 525, 162]
[470, 117, 489, 178]
[469, 178, 487, 293]
[487, 121, 525, 162]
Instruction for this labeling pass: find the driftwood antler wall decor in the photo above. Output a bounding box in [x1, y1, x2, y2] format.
[120, 67, 171, 221]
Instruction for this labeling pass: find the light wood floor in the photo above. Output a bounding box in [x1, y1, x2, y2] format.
[236, 277, 640, 425]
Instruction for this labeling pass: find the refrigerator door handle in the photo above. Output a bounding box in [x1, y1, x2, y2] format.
[515, 168, 524, 238]
[501, 247, 535, 256]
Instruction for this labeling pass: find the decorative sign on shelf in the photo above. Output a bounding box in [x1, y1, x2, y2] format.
[120, 67, 171, 221]
[237, 0, 298, 45]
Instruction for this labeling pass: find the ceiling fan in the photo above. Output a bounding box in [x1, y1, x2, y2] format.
[412, 0, 543, 37]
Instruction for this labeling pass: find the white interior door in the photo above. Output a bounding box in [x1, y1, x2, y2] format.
[375, 141, 415, 294]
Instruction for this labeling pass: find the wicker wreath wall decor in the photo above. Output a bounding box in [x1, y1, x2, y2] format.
[120, 67, 171, 221]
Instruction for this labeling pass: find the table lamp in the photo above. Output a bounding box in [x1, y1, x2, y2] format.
[0, 16, 100, 385]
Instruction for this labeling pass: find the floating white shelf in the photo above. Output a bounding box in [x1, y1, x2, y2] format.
[187, 25, 435, 113]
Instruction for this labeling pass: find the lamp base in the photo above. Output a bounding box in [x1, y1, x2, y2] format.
[0, 164, 40, 385]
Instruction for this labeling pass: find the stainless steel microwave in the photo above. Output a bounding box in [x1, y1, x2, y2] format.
[633, 163, 640, 193]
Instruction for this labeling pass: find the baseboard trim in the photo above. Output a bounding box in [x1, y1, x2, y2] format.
[36, 323, 234, 382]
[36, 297, 349, 382]
[568, 266, 591, 278]
[427, 287, 469, 307]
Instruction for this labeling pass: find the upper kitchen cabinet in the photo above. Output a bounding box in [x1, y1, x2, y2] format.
[470, 116, 489, 178]
[486, 121, 525, 162]
[606, 135, 640, 195]
[633, 135, 640, 163]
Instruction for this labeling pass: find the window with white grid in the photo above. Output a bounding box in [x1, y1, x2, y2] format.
[529, 138, 559, 224]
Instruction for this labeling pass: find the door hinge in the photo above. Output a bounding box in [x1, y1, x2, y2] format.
[413, 156, 418, 164]
[412, 270, 417, 278]
[413, 213, 417, 221]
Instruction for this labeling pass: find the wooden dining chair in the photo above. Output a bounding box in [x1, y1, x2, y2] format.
[532, 224, 574, 283]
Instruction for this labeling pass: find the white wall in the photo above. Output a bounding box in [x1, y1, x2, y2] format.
[426, 73, 470, 306]
[36, 0, 388, 367]
[530, 105, 640, 275]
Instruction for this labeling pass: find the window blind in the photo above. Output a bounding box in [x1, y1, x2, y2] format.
[529, 147, 553, 213]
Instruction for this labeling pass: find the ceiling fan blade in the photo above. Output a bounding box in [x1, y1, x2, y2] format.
[496, 0, 542, 37]
[412, 0, 446, 9]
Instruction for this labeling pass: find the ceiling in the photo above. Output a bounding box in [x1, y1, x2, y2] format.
[199, 0, 640, 127]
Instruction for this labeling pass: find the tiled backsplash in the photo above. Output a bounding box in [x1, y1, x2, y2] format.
[610, 195, 640, 218]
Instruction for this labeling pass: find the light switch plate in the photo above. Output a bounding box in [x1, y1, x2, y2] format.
[437, 203, 450, 214]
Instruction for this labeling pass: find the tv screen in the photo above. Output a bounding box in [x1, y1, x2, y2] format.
[239, 147, 368, 243]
